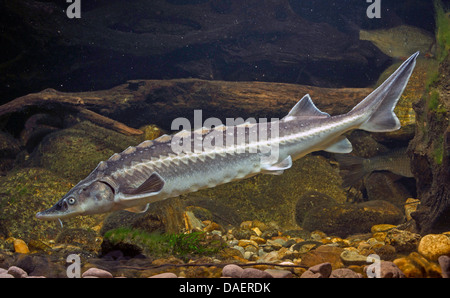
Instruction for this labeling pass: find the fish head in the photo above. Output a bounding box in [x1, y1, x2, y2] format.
[36, 180, 115, 221]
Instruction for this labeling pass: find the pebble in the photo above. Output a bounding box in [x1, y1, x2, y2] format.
[13, 239, 30, 254]
[222, 264, 244, 278]
[404, 198, 420, 221]
[149, 272, 178, 278]
[394, 252, 442, 278]
[340, 250, 368, 266]
[303, 262, 332, 278]
[365, 261, 405, 278]
[240, 268, 273, 278]
[264, 269, 292, 278]
[8, 266, 28, 278]
[82, 267, 113, 278]
[438, 255, 450, 278]
[418, 234, 450, 261]
[329, 268, 362, 278]
[385, 229, 421, 253]
[371, 224, 397, 233]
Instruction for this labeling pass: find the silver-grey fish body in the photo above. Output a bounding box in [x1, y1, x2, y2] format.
[36, 52, 419, 220]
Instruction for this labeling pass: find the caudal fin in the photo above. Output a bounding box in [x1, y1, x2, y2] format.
[351, 52, 419, 132]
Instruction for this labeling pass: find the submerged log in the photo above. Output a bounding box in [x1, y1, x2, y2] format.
[0, 78, 372, 132]
[409, 54, 450, 234]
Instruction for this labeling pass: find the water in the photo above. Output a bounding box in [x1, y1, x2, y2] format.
[0, 0, 448, 279]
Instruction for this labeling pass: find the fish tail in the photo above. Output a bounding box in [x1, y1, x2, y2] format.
[335, 154, 368, 187]
[350, 51, 418, 132]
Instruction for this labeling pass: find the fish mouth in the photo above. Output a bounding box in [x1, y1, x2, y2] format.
[36, 199, 80, 221]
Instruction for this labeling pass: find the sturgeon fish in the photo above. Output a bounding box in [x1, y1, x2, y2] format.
[36, 52, 419, 221]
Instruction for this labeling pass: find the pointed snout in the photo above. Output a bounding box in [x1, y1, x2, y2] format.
[36, 198, 79, 220]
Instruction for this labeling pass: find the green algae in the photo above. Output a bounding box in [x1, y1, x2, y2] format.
[104, 227, 224, 260]
[435, 0, 450, 62]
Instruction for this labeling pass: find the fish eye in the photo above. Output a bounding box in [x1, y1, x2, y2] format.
[67, 197, 76, 205]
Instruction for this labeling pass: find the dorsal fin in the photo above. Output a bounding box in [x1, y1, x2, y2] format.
[283, 94, 330, 121]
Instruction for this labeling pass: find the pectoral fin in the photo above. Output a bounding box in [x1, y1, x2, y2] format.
[125, 203, 149, 213]
[261, 155, 293, 175]
[122, 172, 165, 196]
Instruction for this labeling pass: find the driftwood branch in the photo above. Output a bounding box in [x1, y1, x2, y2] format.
[0, 79, 372, 134]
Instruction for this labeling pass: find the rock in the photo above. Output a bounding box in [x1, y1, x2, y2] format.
[0, 131, 20, 175]
[365, 261, 405, 278]
[231, 246, 245, 257]
[330, 268, 362, 278]
[364, 172, 413, 208]
[373, 245, 397, 261]
[28, 121, 144, 183]
[308, 262, 332, 278]
[300, 246, 344, 269]
[265, 269, 293, 278]
[203, 221, 221, 233]
[82, 267, 113, 278]
[385, 229, 421, 253]
[394, 252, 442, 278]
[258, 251, 279, 263]
[240, 268, 273, 278]
[184, 211, 205, 231]
[240, 221, 253, 230]
[7, 266, 28, 278]
[418, 234, 450, 261]
[371, 224, 397, 233]
[13, 253, 67, 278]
[300, 271, 322, 278]
[404, 198, 420, 221]
[438, 255, 450, 278]
[238, 239, 259, 249]
[56, 228, 102, 253]
[221, 264, 244, 278]
[222, 264, 244, 278]
[340, 250, 368, 266]
[295, 191, 338, 226]
[13, 239, 30, 254]
[149, 272, 178, 278]
[302, 200, 403, 237]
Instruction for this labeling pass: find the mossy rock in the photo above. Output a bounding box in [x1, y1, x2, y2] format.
[0, 167, 105, 242]
[302, 200, 404, 237]
[295, 191, 338, 226]
[190, 154, 346, 229]
[28, 121, 146, 183]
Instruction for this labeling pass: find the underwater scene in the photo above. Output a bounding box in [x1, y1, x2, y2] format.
[0, 0, 449, 282]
